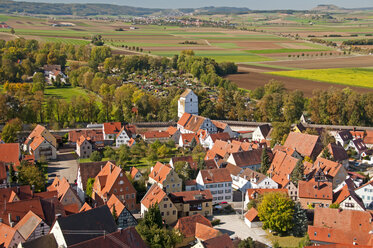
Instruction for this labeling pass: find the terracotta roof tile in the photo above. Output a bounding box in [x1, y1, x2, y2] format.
[167, 126, 178, 136]
[230, 148, 272, 168]
[14, 210, 42, 240]
[202, 233, 234, 248]
[79, 203, 92, 213]
[225, 163, 243, 176]
[298, 179, 333, 200]
[309, 157, 344, 178]
[333, 184, 365, 210]
[211, 120, 228, 130]
[180, 133, 198, 145]
[350, 131, 365, 139]
[141, 184, 166, 209]
[0, 143, 20, 166]
[268, 151, 299, 187]
[174, 214, 212, 238]
[184, 115, 206, 133]
[244, 207, 259, 222]
[0, 163, 6, 181]
[64, 203, 80, 215]
[195, 222, 221, 241]
[284, 132, 321, 158]
[177, 113, 192, 127]
[208, 132, 231, 143]
[308, 207, 373, 246]
[0, 185, 32, 203]
[29, 136, 47, 151]
[204, 159, 218, 170]
[103, 122, 122, 135]
[199, 168, 231, 184]
[107, 194, 125, 216]
[149, 162, 172, 184]
[0, 223, 21, 247]
[364, 131, 373, 145]
[78, 161, 111, 191]
[185, 179, 197, 186]
[69, 129, 103, 143]
[77, 136, 90, 147]
[130, 167, 141, 179]
[0, 198, 45, 226]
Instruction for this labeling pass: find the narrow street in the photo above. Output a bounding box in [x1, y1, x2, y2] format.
[47, 149, 78, 184]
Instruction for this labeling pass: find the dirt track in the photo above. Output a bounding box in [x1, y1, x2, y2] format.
[227, 69, 372, 97]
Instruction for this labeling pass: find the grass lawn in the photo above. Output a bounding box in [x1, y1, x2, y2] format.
[44, 86, 91, 101]
[268, 68, 373, 89]
[266, 231, 306, 248]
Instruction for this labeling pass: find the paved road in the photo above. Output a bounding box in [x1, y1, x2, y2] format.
[47, 151, 78, 184]
[214, 214, 272, 246]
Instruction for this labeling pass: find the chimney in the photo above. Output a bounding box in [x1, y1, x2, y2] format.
[8, 213, 11, 225]
[31, 185, 35, 198]
[16, 187, 20, 195]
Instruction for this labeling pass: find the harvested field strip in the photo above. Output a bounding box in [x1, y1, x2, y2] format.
[42, 37, 90, 45]
[108, 41, 191, 47]
[212, 42, 241, 49]
[248, 48, 329, 54]
[269, 68, 373, 89]
[240, 63, 299, 70]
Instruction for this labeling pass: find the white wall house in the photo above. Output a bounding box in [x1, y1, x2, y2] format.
[76, 137, 92, 159]
[196, 168, 232, 204]
[355, 180, 373, 209]
[232, 170, 278, 192]
[29, 137, 57, 161]
[116, 127, 131, 148]
[252, 124, 271, 142]
[178, 89, 198, 118]
[334, 130, 353, 147]
[177, 114, 218, 134]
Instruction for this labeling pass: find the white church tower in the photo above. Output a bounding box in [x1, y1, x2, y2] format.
[178, 89, 198, 118]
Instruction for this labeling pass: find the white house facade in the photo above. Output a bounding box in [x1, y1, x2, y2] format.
[196, 169, 232, 204]
[178, 89, 198, 118]
[116, 128, 131, 148]
[355, 181, 373, 209]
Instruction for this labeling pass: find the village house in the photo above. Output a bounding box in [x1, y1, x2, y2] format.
[76, 161, 109, 202]
[244, 207, 262, 228]
[350, 130, 365, 140]
[192, 233, 234, 248]
[47, 177, 82, 209]
[23, 125, 57, 161]
[334, 130, 353, 147]
[194, 222, 222, 243]
[252, 124, 271, 142]
[305, 157, 348, 189]
[92, 162, 137, 211]
[76, 136, 93, 159]
[308, 207, 373, 246]
[142, 130, 171, 143]
[17, 233, 58, 248]
[267, 151, 300, 200]
[211, 120, 235, 138]
[292, 122, 306, 133]
[196, 168, 232, 204]
[49, 206, 117, 247]
[116, 126, 136, 147]
[140, 184, 178, 225]
[179, 133, 199, 148]
[169, 190, 213, 218]
[272, 145, 302, 160]
[226, 163, 278, 192]
[226, 148, 272, 170]
[298, 179, 333, 208]
[200, 132, 231, 149]
[348, 138, 368, 157]
[204, 140, 242, 161]
[0, 222, 25, 248]
[333, 182, 365, 211]
[244, 188, 288, 210]
[363, 130, 373, 148]
[106, 195, 137, 229]
[355, 179, 373, 209]
[68, 129, 104, 146]
[325, 143, 349, 168]
[14, 210, 50, 242]
[174, 214, 212, 247]
[148, 162, 182, 193]
[177, 113, 217, 134]
[167, 126, 181, 144]
[102, 122, 122, 144]
[178, 89, 199, 118]
[284, 132, 323, 160]
[129, 167, 142, 181]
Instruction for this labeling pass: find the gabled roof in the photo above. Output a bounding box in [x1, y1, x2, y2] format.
[327, 143, 348, 162]
[240, 167, 268, 184]
[39, 197, 66, 227]
[308, 207, 373, 246]
[0, 198, 45, 226]
[29, 136, 48, 151]
[245, 207, 260, 222]
[204, 159, 219, 170]
[0, 143, 20, 166]
[202, 233, 234, 248]
[180, 88, 193, 98]
[141, 184, 166, 209]
[143, 131, 170, 139]
[337, 130, 353, 141]
[169, 190, 213, 203]
[257, 124, 271, 138]
[195, 222, 221, 241]
[21, 233, 58, 248]
[174, 214, 212, 238]
[79, 202, 92, 213]
[14, 210, 43, 240]
[298, 179, 333, 200]
[284, 132, 321, 158]
[177, 113, 192, 127]
[230, 149, 271, 168]
[69, 129, 104, 143]
[130, 167, 141, 179]
[351, 138, 367, 153]
[0, 223, 22, 248]
[68, 227, 147, 248]
[149, 162, 172, 184]
[211, 120, 228, 130]
[103, 122, 121, 135]
[273, 145, 297, 157]
[107, 194, 125, 216]
[225, 163, 243, 177]
[294, 123, 306, 133]
[205, 140, 242, 160]
[167, 126, 178, 136]
[364, 130, 373, 145]
[0, 186, 32, 204]
[268, 151, 299, 188]
[47, 177, 79, 205]
[350, 130, 365, 139]
[333, 181, 364, 210]
[199, 168, 231, 184]
[116, 125, 136, 139]
[27, 124, 47, 140]
[78, 161, 110, 191]
[208, 132, 230, 143]
[180, 133, 198, 145]
[77, 135, 91, 146]
[307, 157, 344, 178]
[55, 205, 117, 247]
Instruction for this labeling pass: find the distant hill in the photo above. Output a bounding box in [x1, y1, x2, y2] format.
[0, 0, 250, 16]
[312, 4, 342, 12]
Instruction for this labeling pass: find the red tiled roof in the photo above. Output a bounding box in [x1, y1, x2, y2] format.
[174, 214, 212, 238]
[364, 131, 373, 145]
[184, 115, 207, 133]
[308, 157, 344, 178]
[350, 130, 365, 139]
[128, 138, 136, 147]
[0, 163, 6, 180]
[143, 131, 170, 139]
[208, 132, 230, 143]
[0, 185, 32, 203]
[327, 143, 349, 162]
[230, 148, 271, 168]
[107, 194, 125, 216]
[30, 136, 47, 151]
[185, 179, 197, 186]
[0, 143, 20, 166]
[308, 207, 373, 246]
[130, 167, 140, 179]
[199, 168, 231, 184]
[0, 223, 20, 247]
[177, 113, 192, 127]
[79, 202, 92, 213]
[202, 233, 234, 248]
[64, 203, 80, 215]
[180, 133, 198, 145]
[211, 120, 228, 130]
[195, 222, 221, 241]
[77, 135, 90, 146]
[298, 179, 333, 200]
[141, 184, 166, 209]
[14, 210, 42, 240]
[0, 198, 45, 225]
[284, 132, 321, 158]
[205, 140, 242, 160]
[103, 122, 121, 135]
[149, 162, 172, 184]
[68, 129, 103, 143]
[244, 207, 259, 222]
[268, 151, 299, 188]
[167, 126, 178, 136]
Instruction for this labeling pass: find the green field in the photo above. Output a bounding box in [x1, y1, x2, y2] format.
[248, 48, 329, 54]
[42, 37, 90, 45]
[269, 68, 373, 89]
[44, 86, 91, 100]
